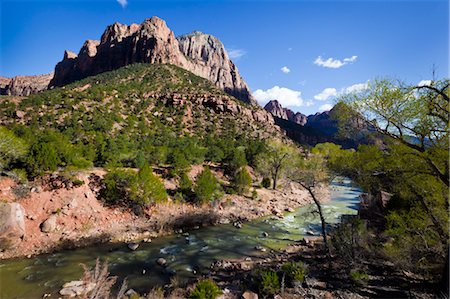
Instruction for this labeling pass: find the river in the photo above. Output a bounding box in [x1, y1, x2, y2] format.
[0, 178, 361, 298]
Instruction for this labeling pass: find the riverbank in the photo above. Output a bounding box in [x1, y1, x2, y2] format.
[0, 165, 322, 260]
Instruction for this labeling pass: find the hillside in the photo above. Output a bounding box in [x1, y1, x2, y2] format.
[0, 63, 281, 174]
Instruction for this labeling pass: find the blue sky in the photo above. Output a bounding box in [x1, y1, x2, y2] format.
[1, 0, 448, 114]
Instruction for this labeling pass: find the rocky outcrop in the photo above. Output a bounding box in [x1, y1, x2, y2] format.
[0, 73, 53, 96]
[49, 17, 255, 105]
[264, 100, 307, 125]
[178, 31, 255, 104]
[0, 202, 25, 249]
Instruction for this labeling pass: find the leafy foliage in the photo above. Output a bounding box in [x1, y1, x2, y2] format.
[0, 126, 28, 170]
[281, 261, 307, 285]
[233, 167, 252, 195]
[258, 270, 280, 297]
[194, 167, 222, 204]
[189, 279, 222, 299]
[101, 166, 166, 207]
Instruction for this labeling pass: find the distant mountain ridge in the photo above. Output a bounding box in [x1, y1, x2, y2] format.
[264, 99, 378, 147]
[263, 100, 307, 125]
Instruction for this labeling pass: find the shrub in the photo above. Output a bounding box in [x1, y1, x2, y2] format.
[0, 126, 28, 170]
[233, 167, 252, 195]
[349, 269, 369, 286]
[251, 189, 258, 200]
[194, 167, 221, 204]
[100, 169, 134, 205]
[179, 172, 193, 195]
[281, 262, 307, 286]
[261, 177, 271, 188]
[227, 147, 247, 173]
[129, 165, 167, 205]
[258, 270, 280, 297]
[189, 279, 222, 299]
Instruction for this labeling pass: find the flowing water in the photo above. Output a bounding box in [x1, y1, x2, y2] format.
[0, 178, 361, 298]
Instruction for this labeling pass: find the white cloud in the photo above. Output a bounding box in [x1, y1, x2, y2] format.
[319, 103, 333, 112]
[304, 100, 315, 107]
[281, 66, 291, 74]
[227, 48, 246, 59]
[343, 82, 369, 94]
[253, 86, 304, 107]
[314, 87, 337, 101]
[314, 55, 358, 69]
[417, 80, 432, 87]
[117, 0, 128, 8]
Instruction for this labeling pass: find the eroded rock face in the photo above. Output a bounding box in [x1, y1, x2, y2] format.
[0, 73, 53, 96]
[264, 100, 307, 125]
[49, 17, 255, 105]
[178, 31, 256, 105]
[0, 202, 25, 249]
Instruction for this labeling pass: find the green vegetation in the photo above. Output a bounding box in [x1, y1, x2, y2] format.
[0, 64, 270, 180]
[189, 279, 222, 299]
[349, 269, 369, 286]
[281, 261, 307, 285]
[194, 167, 222, 204]
[100, 166, 166, 207]
[233, 167, 252, 195]
[0, 126, 28, 170]
[258, 270, 280, 297]
[255, 140, 296, 189]
[312, 78, 449, 286]
[261, 177, 271, 188]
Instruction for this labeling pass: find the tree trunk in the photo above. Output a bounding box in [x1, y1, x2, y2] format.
[308, 188, 332, 261]
[273, 168, 279, 190]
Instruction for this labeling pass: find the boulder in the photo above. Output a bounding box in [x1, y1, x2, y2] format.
[127, 243, 139, 251]
[242, 291, 258, 299]
[59, 280, 96, 298]
[156, 257, 167, 266]
[40, 215, 57, 233]
[0, 202, 26, 249]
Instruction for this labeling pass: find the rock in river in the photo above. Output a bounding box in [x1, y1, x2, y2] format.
[59, 280, 96, 297]
[127, 243, 139, 251]
[156, 257, 167, 266]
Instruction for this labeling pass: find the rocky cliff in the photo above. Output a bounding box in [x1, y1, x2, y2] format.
[0, 73, 53, 96]
[49, 17, 256, 105]
[264, 100, 307, 125]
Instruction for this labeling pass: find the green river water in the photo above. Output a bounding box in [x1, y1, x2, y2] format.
[0, 178, 361, 298]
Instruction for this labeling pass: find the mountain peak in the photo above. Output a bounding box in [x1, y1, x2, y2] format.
[264, 100, 307, 125]
[48, 16, 255, 105]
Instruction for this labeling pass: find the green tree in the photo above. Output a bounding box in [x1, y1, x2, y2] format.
[256, 140, 296, 189]
[289, 155, 332, 260]
[130, 165, 167, 205]
[233, 167, 252, 195]
[194, 167, 221, 204]
[0, 126, 28, 170]
[227, 146, 247, 174]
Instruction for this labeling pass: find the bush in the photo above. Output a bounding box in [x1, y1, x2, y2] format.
[194, 167, 221, 204]
[258, 270, 280, 297]
[233, 167, 252, 195]
[179, 172, 193, 195]
[261, 177, 271, 188]
[281, 261, 307, 286]
[0, 126, 28, 170]
[100, 169, 134, 205]
[349, 269, 369, 286]
[189, 279, 222, 299]
[129, 165, 167, 205]
[227, 147, 248, 174]
[101, 166, 167, 206]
